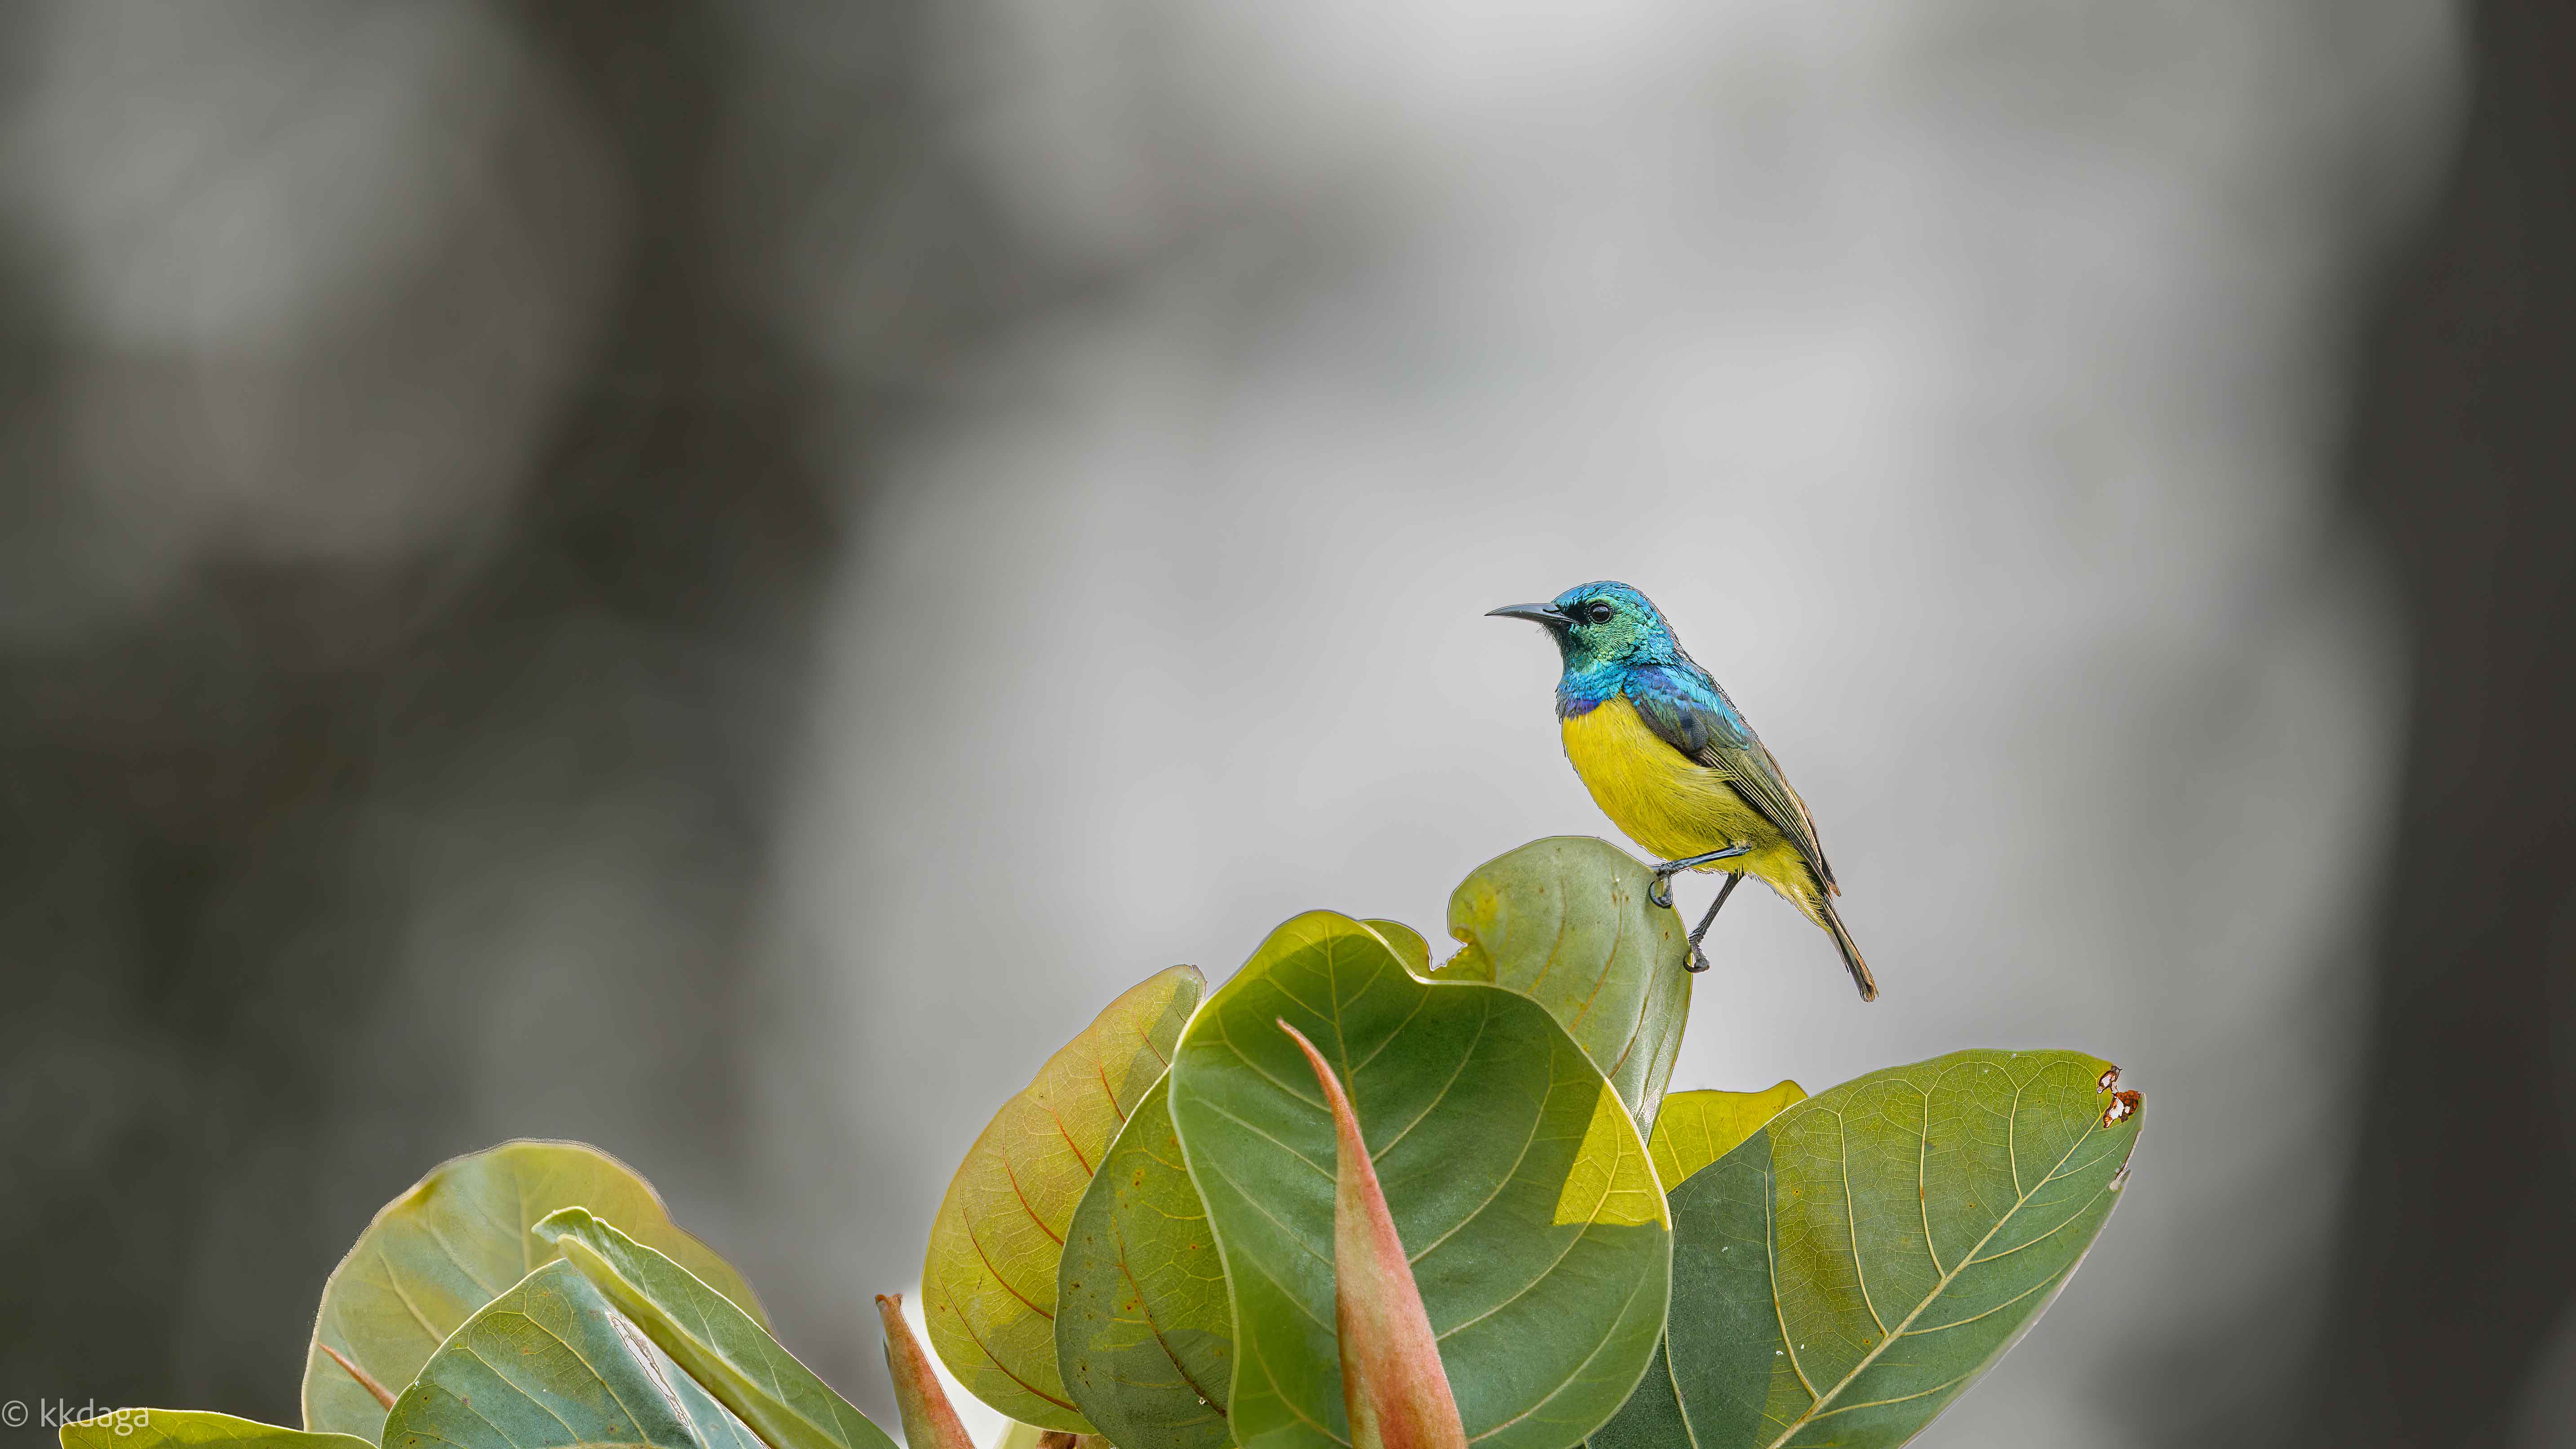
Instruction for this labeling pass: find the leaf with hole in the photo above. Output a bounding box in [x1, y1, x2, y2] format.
[924, 965, 1208, 1429]
[1169, 911, 1670, 1449]
[303, 1139, 767, 1440]
[1589, 1049, 2142, 1449]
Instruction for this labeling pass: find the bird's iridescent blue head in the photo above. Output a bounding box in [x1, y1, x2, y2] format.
[1488, 581, 1685, 710]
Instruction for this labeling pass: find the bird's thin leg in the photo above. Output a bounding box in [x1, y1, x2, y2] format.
[1647, 843, 1751, 908]
[1683, 872, 1745, 973]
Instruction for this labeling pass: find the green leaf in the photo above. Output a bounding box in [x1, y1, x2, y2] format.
[380, 1259, 765, 1449]
[1054, 1073, 1236, 1449]
[535, 1208, 898, 1449]
[1443, 838, 1693, 1127]
[1592, 1050, 2143, 1449]
[62, 1411, 373, 1449]
[304, 1139, 769, 1441]
[925, 965, 1209, 1430]
[1053, 871, 1692, 1449]
[1644, 1085, 1806, 1189]
[1168, 911, 1670, 1449]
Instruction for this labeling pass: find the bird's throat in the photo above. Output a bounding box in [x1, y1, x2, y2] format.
[1554, 663, 1625, 719]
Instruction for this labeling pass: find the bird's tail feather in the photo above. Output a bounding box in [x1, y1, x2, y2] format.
[1817, 897, 1877, 1002]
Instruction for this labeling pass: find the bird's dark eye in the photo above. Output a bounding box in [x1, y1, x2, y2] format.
[1586, 602, 1615, 624]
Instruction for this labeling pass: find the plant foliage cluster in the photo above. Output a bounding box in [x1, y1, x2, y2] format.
[72, 838, 2141, 1449]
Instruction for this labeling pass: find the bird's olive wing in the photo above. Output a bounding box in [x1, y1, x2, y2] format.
[1626, 667, 1838, 889]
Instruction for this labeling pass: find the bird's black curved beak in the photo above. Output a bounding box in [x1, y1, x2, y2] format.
[1488, 602, 1573, 631]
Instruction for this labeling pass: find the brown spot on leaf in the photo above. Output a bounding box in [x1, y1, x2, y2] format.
[2096, 1065, 2120, 1092]
[2102, 1090, 2142, 1126]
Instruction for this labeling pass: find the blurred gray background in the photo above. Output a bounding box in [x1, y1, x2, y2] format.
[2, 2, 2570, 1447]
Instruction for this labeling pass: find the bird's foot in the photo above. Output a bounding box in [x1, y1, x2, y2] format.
[1681, 871, 1745, 973]
[1647, 844, 1752, 909]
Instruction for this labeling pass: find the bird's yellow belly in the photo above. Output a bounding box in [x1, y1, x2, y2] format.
[1560, 696, 1802, 888]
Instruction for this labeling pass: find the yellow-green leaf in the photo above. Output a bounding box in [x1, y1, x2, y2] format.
[303, 1140, 766, 1441]
[925, 965, 1208, 1429]
[1367, 920, 1431, 975]
[63, 1411, 371, 1449]
[1644, 1085, 1806, 1189]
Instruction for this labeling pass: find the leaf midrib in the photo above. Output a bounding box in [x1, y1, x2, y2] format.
[1112, 1213, 1226, 1414]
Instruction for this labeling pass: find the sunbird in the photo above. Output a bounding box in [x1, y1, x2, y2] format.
[1491, 582, 1877, 1000]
